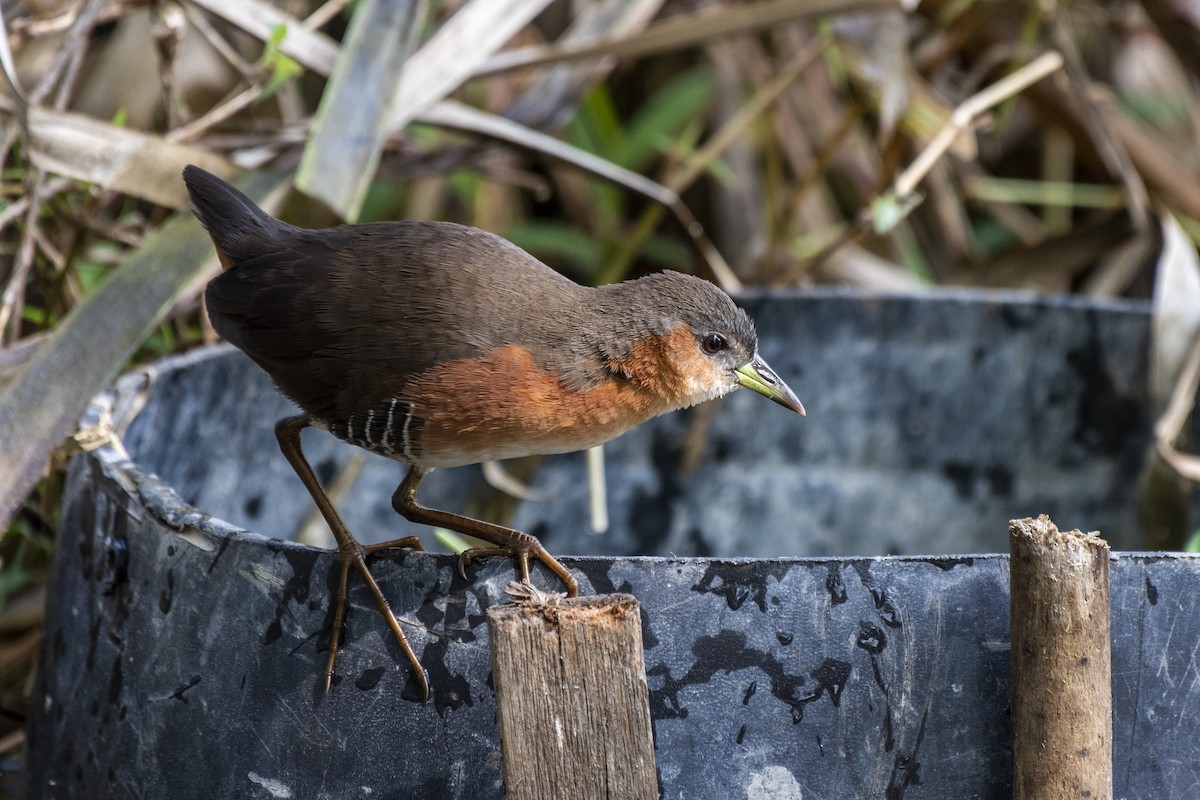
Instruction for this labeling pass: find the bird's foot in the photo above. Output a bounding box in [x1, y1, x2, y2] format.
[325, 535, 430, 701]
[458, 532, 579, 597]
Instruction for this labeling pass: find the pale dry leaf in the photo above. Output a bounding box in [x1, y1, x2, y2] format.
[476, 0, 898, 77]
[187, 0, 338, 73]
[296, 0, 423, 220]
[1150, 213, 1200, 408]
[27, 106, 235, 208]
[385, 0, 555, 131]
[834, 9, 910, 141]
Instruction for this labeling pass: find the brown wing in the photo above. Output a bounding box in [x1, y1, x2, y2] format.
[205, 221, 594, 427]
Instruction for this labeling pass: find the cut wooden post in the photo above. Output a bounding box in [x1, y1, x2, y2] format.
[488, 585, 658, 800]
[1010, 515, 1112, 800]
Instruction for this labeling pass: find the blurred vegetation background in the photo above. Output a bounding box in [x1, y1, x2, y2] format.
[3, 0, 1200, 781]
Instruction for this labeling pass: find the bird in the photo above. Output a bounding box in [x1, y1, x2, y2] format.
[182, 165, 804, 701]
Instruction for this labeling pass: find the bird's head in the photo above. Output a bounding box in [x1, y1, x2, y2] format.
[601, 272, 805, 415]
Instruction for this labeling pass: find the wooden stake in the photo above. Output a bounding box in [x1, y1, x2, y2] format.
[488, 585, 658, 800]
[1010, 515, 1112, 800]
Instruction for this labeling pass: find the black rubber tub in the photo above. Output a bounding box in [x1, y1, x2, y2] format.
[24, 289, 1200, 799]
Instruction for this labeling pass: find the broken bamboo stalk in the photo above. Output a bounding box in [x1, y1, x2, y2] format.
[1010, 515, 1112, 800]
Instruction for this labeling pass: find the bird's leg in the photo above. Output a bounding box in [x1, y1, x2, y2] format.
[392, 466, 579, 597]
[275, 415, 429, 700]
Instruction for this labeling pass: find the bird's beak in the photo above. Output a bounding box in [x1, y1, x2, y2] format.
[735, 354, 805, 415]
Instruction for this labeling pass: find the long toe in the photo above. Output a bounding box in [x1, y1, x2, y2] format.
[363, 535, 425, 556]
[458, 546, 515, 580]
[343, 551, 429, 701]
[515, 534, 577, 596]
[457, 540, 579, 595]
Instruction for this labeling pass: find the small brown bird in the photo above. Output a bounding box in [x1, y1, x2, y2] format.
[183, 165, 804, 699]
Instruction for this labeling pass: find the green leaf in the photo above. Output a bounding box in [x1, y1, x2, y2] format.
[0, 517, 53, 609]
[448, 169, 482, 211]
[434, 528, 473, 555]
[568, 85, 623, 160]
[73, 260, 110, 296]
[1185, 529, 1200, 553]
[20, 304, 50, 327]
[258, 24, 304, 100]
[638, 233, 691, 269]
[871, 190, 923, 235]
[614, 68, 713, 171]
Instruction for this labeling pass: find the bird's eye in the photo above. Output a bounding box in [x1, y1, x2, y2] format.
[701, 333, 727, 355]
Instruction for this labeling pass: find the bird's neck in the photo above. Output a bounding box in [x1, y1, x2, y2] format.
[578, 283, 687, 406]
[604, 325, 700, 409]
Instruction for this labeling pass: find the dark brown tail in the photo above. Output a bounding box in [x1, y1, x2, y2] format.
[182, 165, 286, 269]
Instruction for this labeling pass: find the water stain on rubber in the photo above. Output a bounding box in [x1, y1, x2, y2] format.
[825, 565, 848, 606]
[107, 655, 123, 704]
[77, 493, 97, 582]
[264, 548, 317, 646]
[159, 570, 174, 614]
[412, 585, 481, 712]
[207, 536, 233, 575]
[86, 617, 101, 672]
[810, 658, 851, 708]
[885, 709, 928, 799]
[1065, 316, 1146, 458]
[647, 629, 849, 725]
[942, 462, 975, 500]
[170, 675, 201, 703]
[941, 462, 1014, 501]
[422, 633, 473, 715]
[851, 562, 902, 629]
[243, 494, 264, 520]
[927, 556, 974, 571]
[857, 620, 887, 655]
[576, 560, 618, 595]
[691, 561, 793, 612]
[100, 517, 130, 597]
[355, 667, 385, 691]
